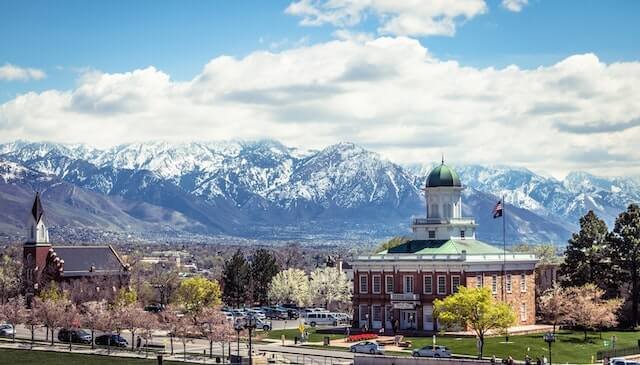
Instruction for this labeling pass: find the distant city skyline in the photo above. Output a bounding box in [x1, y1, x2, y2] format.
[1, 0, 639, 178]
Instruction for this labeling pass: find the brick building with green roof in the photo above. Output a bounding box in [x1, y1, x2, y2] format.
[351, 161, 538, 333]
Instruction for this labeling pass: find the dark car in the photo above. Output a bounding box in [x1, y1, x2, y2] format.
[264, 307, 288, 320]
[58, 329, 92, 344]
[144, 303, 164, 313]
[95, 334, 128, 347]
[276, 305, 299, 319]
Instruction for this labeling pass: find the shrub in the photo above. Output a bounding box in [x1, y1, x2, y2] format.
[346, 333, 378, 342]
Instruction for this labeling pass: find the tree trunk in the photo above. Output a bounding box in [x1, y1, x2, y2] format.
[11, 324, 15, 343]
[183, 339, 187, 362]
[45, 325, 48, 341]
[170, 334, 174, 355]
[479, 335, 484, 359]
[584, 328, 588, 341]
[30, 324, 34, 349]
[69, 336, 72, 352]
[210, 340, 213, 359]
[632, 268, 639, 328]
[91, 329, 95, 349]
[51, 328, 54, 346]
[131, 330, 135, 351]
[221, 341, 225, 364]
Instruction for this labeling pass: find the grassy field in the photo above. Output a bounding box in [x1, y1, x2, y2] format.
[269, 328, 640, 363]
[265, 328, 347, 342]
[0, 348, 191, 365]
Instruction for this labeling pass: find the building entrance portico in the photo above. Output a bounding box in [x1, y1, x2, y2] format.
[400, 310, 417, 330]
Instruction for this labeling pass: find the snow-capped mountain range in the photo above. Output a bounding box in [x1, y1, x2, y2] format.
[1, 140, 638, 245]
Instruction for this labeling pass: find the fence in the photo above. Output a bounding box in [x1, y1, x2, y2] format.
[597, 345, 640, 360]
[354, 355, 490, 365]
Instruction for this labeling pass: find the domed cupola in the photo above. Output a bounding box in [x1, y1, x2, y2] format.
[426, 159, 461, 188]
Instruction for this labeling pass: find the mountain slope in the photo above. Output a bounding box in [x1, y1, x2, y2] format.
[1, 140, 637, 244]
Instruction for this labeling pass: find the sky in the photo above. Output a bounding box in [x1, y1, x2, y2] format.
[1, 0, 639, 178]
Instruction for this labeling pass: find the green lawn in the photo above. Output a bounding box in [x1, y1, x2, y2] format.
[265, 328, 347, 342]
[409, 330, 639, 363]
[0, 348, 190, 365]
[271, 329, 640, 364]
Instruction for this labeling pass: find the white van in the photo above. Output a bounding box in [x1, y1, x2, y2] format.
[304, 312, 339, 327]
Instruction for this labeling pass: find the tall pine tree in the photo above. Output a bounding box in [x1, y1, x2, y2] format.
[608, 204, 640, 327]
[222, 250, 250, 308]
[559, 210, 610, 288]
[250, 249, 280, 306]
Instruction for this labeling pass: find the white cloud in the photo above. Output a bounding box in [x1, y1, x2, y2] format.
[285, 0, 487, 37]
[0, 63, 46, 81]
[502, 0, 528, 12]
[1, 37, 640, 177]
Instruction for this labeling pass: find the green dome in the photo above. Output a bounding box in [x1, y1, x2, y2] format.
[426, 163, 461, 188]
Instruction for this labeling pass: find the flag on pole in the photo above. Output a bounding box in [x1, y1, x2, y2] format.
[492, 200, 503, 219]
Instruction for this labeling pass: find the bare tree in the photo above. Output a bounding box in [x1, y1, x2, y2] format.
[0, 250, 22, 304]
[96, 308, 120, 354]
[173, 315, 197, 362]
[25, 307, 39, 349]
[0, 295, 26, 342]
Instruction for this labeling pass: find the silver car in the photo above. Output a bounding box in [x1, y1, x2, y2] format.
[350, 341, 385, 355]
[412, 345, 452, 358]
[0, 324, 14, 337]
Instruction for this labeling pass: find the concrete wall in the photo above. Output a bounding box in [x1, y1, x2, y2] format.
[354, 355, 490, 365]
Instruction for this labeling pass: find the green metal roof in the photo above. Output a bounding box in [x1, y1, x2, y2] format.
[426, 163, 461, 188]
[382, 239, 504, 255]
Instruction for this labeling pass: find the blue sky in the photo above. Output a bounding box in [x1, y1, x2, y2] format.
[1, 0, 639, 177]
[2, 0, 638, 101]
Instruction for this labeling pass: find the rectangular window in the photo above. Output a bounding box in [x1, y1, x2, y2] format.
[423, 275, 433, 294]
[437, 275, 446, 295]
[520, 303, 527, 321]
[451, 275, 461, 293]
[359, 274, 368, 294]
[428, 230, 436, 239]
[372, 275, 381, 294]
[385, 275, 394, 294]
[460, 230, 465, 239]
[520, 273, 527, 292]
[491, 274, 497, 294]
[372, 305, 382, 321]
[404, 275, 414, 293]
[506, 274, 512, 293]
[476, 274, 483, 288]
[359, 305, 368, 321]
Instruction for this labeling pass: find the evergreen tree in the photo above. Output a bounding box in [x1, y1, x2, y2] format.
[559, 210, 610, 289]
[222, 250, 250, 308]
[250, 249, 280, 306]
[608, 204, 640, 327]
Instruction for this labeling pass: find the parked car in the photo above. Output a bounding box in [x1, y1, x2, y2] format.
[144, 303, 164, 313]
[275, 306, 299, 319]
[350, 341, 385, 355]
[610, 359, 640, 365]
[0, 324, 14, 337]
[299, 308, 329, 318]
[254, 318, 272, 331]
[246, 309, 266, 320]
[263, 307, 288, 320]
[95, 334, 128, 347]
[304, 312, 339, 327]
[58, 329, 92, 344]
[412, 345, 452, 358]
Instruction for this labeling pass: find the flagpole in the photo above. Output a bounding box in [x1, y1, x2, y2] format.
[502, 194, 506, 303]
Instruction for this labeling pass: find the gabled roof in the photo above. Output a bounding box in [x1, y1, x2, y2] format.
[31, 192, 44, 223]
[53, 245, 127, 277]
[380, 239, 504, 255]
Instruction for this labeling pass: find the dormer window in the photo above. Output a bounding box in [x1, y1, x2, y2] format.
[428, 230, 436, 239]
[460, 230, 465, 239]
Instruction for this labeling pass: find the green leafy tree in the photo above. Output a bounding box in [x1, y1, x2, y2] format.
[222, 250, 250, 308]
[0, 252, 22, 304]
[114, 287, 138, 307]
[434, 287, 515, 359]
[608, 204, 640, 327]
[251, 249, 280, 306]
[559, 211, 610, 289]
[175, 276, 222, 319]
[374, 236, 409, 253]
[38, 281, 66, 302]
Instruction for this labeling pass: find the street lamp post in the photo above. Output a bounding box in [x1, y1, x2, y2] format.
[543, 332, 555, 365]
[246, 316, 257, 365]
